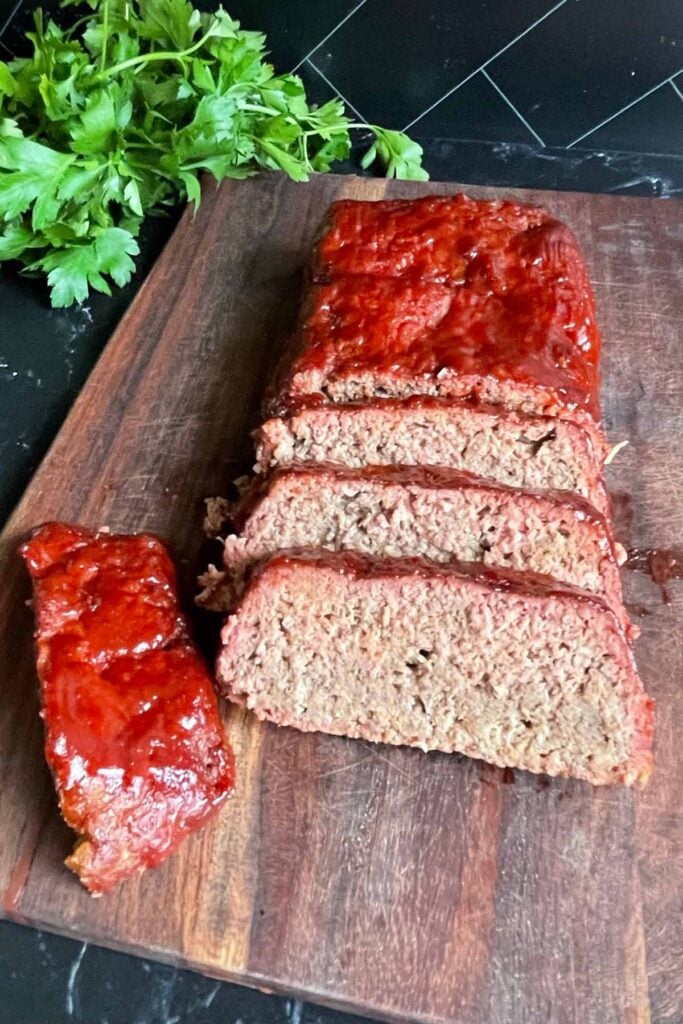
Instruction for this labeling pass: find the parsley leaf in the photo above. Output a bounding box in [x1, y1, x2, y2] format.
[0, 0, 428, 307]
[28, 226, 140, 306]
[361, 129, 429, 181]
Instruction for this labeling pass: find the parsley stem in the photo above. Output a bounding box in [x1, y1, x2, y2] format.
[238, 102, 282, 117]
[240, 106, 367, 141]
[100, 0, 109, 73]
[64, 13, 94, 38]
[301, 126, 349, 138]
[98, 25, 217, 78]
[238, 104, 377, 142]
[126, 141, 168, 152]
[126, 157, 177, 183]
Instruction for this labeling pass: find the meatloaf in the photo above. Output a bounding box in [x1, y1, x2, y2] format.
[255, 398, 609, 514]
[312, 195, 551, 284]
[206, 465, 627, 630]
[217, 551, 653, 787]
[21, 522, 235, 894]
[271, 197, 603, 440]
[271, 266, 602, 438]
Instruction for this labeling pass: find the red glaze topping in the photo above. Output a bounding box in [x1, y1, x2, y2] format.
[21, 522, 234, 894]
[284, 211, 601, 422]
[314, 195, 551, 284]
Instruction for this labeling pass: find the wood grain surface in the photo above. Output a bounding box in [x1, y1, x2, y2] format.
[0, 173, 681, 1024]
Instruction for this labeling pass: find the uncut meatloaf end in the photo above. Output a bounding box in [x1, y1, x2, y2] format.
[269, 196, 605, 447]
[269, 267, 605, 453]
[255, 398, 609, 515]
[211, 464, 630, 634]
[217, 552, 653, 787]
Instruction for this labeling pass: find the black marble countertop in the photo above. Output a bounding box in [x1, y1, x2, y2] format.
[1, 139, 681, 1024]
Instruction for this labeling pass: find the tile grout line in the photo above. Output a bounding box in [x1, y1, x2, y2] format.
[291, 0, 368, 73]
[670, 78, 683, 103]
[306, 58, 367, 123]
[401, 0, 568, 132]
[0, 0, 24, 40]
[567, 71, 683, 147]
[481, 68, 545, 146]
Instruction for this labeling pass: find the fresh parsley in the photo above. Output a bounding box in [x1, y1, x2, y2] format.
[0, 0, 428, 307]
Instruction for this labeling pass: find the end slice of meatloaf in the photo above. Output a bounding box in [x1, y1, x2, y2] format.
[21, 522, 235, 894]
[210, 464, 629, 634]
[270, 255, 603, 444]
[217, 552, 654, 787]
[312, 195, 552, 285]
[255, 398, 609, 515]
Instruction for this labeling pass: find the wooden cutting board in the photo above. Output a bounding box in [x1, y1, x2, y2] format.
[0, 173, 681, 1024]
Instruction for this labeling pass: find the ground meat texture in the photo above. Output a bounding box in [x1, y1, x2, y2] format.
[272, 196, 603, 442]
[255, 398, 608, 515]
[211, 465, 629, 634]
[217, 552, 653, 787]
[21, 522, 235, 895]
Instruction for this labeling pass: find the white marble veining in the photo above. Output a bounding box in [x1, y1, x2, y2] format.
[65, 943, 87, 1018]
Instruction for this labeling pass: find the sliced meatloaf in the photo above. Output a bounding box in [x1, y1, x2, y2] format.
[255, 398, 609, 514]
[217, 552, 653, 787]
[312, 195, 552, 285]
[208, 465, 628, 631]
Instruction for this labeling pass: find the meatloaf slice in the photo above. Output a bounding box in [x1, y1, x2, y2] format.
[21, 522, 234, 894]
[270, 261, 603, 444]
[255, 398, 609, 514]
[208, 465, 628, 631]
[312, 195, 551, 285]
[217, 552, 653, 787]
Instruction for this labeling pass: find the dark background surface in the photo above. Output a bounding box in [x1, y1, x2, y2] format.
[0, 1, 681, 1021]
